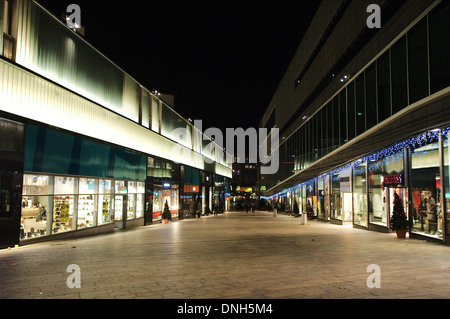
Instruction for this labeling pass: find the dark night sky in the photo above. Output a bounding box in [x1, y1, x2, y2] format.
[36, 0, 320, 132]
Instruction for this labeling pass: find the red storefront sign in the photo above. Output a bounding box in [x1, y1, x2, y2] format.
[383, 174, 403, 185]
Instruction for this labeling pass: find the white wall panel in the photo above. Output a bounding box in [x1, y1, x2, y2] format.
[0, 59, 232, 178]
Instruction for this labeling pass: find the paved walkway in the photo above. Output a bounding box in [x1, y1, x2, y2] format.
[1, 211, 449, 299]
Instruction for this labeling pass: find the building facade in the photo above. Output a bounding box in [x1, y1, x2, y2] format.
[258, 0, 450, 244]
[0, 0, 231, 248]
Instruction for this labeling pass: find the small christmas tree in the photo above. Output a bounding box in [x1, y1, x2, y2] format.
[162, 200, 171, 222]
[390, 192, 408, 230]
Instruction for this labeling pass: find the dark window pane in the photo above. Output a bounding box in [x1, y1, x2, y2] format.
[391, 35, 408, 113]
[377, 51, 391, 122]
[306, 121, 310, 166]
[319, 108, 325, 159]
[408, 17, 429, 104]
[347, 81, 356, 140]
[327, 102, 332, 153]
[356, 75, 366, 135]
[339, 90, 347, 145]
[333, 96, 339, 150]
[429, 1, 450, 94]
[365, 63, 377, 130]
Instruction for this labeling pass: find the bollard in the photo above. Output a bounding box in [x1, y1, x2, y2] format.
[273, 208, 277, 217]
[300, 212, 307, 225]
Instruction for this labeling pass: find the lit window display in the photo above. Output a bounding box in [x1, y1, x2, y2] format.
[98, 179, 113, 224]
[53, 176, 78, 233]
[136, 182, 145, 218]
[21, 174, 144, 241]
[78, 178, 98, 228]
[410, 141, 443, 239]
[353, 164, 367, 227]
[114, 180, 127, 221]
[21, 175, 54, 239]
[331, 174, 341, 220]
[444, 135, 450, 237]
[369, 151, 404, 227]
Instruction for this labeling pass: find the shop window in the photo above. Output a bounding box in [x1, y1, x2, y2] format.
[21, 174, 54, 239]
[368, 152, 404, 227]
[410, 140, 443, 239]
[429, 1, 450, 94]
[353, 164, 367, 227]
[77, 178, 98, 229]
[408, 17, 429, 104]
[53, 176, 78, 234]
[391, 36, 408, 114]
[444, 135, 450, 237]
[377, 51, 391, 123]
[331, 174, 341, 220]
[114, 180, 127, 221]
[98, 179, 113, 225]
[365, 63, 377, 130]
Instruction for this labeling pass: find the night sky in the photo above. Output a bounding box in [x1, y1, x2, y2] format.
[36, 0, 320, 133]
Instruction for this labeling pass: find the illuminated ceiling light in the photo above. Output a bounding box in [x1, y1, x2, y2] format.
[340, 74, 351, 83]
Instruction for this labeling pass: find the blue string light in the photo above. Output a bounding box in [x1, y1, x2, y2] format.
[265, 127, 449, 200]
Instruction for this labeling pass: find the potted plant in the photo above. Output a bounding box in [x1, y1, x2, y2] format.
[390, 191, 409, 238]
[162, 200, 171, 224]
[293, 200, 300, 217]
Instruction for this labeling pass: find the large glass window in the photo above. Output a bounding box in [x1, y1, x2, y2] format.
[365, 63, 377, 130]
[347, 81, 356, 141]
[355, 75, 366, 136]
[326, 102, 333, 154]
[391, 36, 408, 114]
[114, 180, 127, 221]
[444, 134, 450, 237]
[339, 90, 347, 145]
[410, 140, 443, 239]
[77, 178, 98, 229]
[353, 164, 367, 227]
[53, 176, 78, 233]
[429, 1, 450, 94]
[98, 179, 113, 225]
[21, 175, 54, 239]
[377, 51, 391, 123]
[368, 152, 404, 227]
[332, 96, 339, 150]
[331, 174, 341, 220]
[408, 17, 429, 104]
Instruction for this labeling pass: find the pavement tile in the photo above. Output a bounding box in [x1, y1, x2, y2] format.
[1, 211, 450, 299]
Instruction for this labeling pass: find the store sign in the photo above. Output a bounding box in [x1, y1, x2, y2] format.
[383, 174, 403, 185]
[163, 182, 171, 188]
[184, 185, 199, 193]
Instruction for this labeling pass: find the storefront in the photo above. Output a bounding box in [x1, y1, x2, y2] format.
[330, 167, 352, 224]
[268, 126, 450, 245]
[21, 174, 145, 240]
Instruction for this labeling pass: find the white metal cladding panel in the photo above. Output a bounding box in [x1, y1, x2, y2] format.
[0, 59, 232, 178]
[15, 0, 140, 123]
